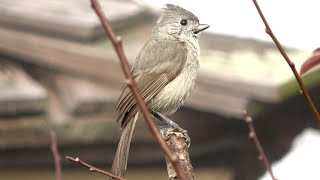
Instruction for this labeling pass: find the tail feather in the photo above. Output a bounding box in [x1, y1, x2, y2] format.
[110, 113, 139, 179]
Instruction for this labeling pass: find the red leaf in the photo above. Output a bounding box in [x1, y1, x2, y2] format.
[300, 48, 320, 76]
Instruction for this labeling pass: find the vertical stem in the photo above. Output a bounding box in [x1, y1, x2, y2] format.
[162, 130, 194, 180]
[50, 131, 62, 180]
[243, 112, 278, 180]
[251, 0, 320, 123]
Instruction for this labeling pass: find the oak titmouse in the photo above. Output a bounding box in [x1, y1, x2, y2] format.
[111, 4, 209, 178]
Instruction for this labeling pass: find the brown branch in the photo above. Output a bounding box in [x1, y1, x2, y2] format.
[243, 111, 278, 180]
[50, 131, 62, 180]
[251, 0, 320, 123]
[90, 0, 186, 179]
[161, 130, 194, 180]
[65, 156, 125, 180]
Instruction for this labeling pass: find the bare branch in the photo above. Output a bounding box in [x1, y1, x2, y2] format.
[251, 0, 320, 123]
[50, 131, 62, 180]
[243, 111, 278, 180]
[65, 156, 125, 180]
[90, 0, 186, 179]
[161, 130, 194, 180]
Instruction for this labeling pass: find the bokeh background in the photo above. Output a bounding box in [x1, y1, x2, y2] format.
[0, 1, 319, 180]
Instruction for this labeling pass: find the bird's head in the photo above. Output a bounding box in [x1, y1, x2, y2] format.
[153, 4, 209, 42]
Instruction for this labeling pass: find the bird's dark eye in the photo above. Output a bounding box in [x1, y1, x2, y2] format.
[180, 19, 187, 26]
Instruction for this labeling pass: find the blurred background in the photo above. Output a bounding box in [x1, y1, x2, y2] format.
[0, 0, 320, 180]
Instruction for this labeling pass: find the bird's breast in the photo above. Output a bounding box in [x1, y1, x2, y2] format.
[149, 42, 200, 115]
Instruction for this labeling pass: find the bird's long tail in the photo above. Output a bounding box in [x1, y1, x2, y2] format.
[110, 112, 139, 179]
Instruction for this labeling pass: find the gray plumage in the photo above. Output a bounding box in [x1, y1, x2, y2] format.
[111, 4, 208, 178]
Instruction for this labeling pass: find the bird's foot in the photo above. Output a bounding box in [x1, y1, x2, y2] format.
[159, 125, 191, 147]
[153, 111, 191, 147]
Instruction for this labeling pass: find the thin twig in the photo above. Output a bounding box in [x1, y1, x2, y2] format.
[90, 0, 186, 179]
[65, 156, 125, 180]
[243, 111, 278, 180]
[251, 0, 320, 123]
[50, 131, 62, 180]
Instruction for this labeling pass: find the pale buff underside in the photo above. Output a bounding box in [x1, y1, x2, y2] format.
[148, 40, 199, 116]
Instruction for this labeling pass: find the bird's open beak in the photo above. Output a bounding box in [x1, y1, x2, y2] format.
[194, 24, 210, 34]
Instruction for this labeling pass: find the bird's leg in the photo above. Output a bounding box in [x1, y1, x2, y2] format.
[152, 111, 190, 146]
[152, 111, 180, 129]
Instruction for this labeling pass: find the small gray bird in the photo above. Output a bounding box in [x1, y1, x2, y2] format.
[111, 4, 209, 178]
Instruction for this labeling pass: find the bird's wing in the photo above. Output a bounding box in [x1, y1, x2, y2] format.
[116, 38, 187, 127]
